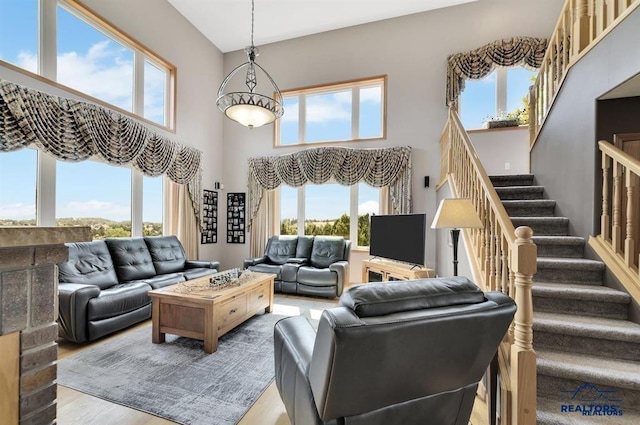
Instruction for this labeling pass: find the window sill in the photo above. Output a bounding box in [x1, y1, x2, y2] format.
[351, 247, 370, 253]
[467, 125, 528, 134]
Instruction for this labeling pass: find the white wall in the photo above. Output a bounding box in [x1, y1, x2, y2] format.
[469, 126, 530, 175]
[0, 0, 225, 262]
[219, 0, 562, 272]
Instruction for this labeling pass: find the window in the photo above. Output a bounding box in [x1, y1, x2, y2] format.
[278, 183, 381, 248]
[0, 0, 38, 72]
[460, 67, 537, 129]
[143, 175, 163, 236]
[276, 76, 386, 146]
[0, 0, 175, 130]
[0, 149, 37, 225]
[56, 160, 132, 239]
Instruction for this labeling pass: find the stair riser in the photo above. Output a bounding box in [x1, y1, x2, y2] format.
[538, 375, 640, 413]
[536, 243, 584, 258]
[534, 331, 640, 362]
[533, 296, 628, 320]
[511, 220, 569, 236]
[504, 205, 556, 217]
[535, 268, 603, 285]
[497, 189, 544, 200]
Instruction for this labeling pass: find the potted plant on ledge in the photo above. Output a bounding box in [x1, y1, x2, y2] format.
[483, 108, 526, 129]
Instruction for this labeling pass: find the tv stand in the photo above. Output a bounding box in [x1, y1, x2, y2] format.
[362, 258, 435, 283]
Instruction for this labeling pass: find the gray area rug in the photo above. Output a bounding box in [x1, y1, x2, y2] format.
[57, 296, 335, 425]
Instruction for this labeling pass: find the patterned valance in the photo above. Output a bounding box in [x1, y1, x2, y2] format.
[447, 36, 548, 106]
[0, 79, 203, 229]
[247, 146, 412, 229]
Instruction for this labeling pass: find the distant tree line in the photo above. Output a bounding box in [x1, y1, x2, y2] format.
[280, 213, 371, 246]
[1, 218, 162, 240]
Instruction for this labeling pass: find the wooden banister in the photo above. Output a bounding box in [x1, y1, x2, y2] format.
[440, 107, 537, 425]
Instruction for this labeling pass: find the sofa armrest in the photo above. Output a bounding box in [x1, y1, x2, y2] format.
[329, 261, 349, 297]
[243, 256, 268, 268]
[286, 257, 309, 265]
[274, 316, 323, 425]
[57, 283, 101, 343]
[185, 260, 220, 271]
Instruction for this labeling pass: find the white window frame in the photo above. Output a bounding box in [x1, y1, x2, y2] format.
[277, 183, 381, 249]
[275, 76, 387, 147]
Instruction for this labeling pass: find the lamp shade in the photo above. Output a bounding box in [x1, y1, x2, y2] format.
[431, 198, 483, 229]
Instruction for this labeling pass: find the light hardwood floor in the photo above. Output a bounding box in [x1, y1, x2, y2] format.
[56, 293, 488, 425]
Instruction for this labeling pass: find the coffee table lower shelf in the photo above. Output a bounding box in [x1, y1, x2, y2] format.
[148, 273, 275, 354]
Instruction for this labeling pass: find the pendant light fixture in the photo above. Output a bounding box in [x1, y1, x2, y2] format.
[216, 0, 284, 129]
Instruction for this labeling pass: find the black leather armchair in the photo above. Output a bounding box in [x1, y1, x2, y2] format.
[274, 277, 516, 425]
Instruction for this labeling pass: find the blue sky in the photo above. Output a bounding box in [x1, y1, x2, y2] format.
[0, 1, 534, 224]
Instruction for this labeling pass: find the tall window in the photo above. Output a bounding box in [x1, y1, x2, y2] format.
[0, 0, 38, 72]
[0, 0, 175, 130]
[0, 149, 37, 225]
[56, 160, 132, 238]
[276, 76, 386, 146]
[460, 67, 537, 129]
[279, 183, 380, 248]
[143, 175, 163, 236]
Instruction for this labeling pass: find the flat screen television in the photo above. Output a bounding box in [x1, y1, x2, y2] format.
[369, 213, 426, 266]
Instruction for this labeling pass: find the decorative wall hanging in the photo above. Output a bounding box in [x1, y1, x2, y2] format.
[446, 36, 548, 106]
[227, 192, 246, 244]
[0, 79, 204, 230]
[201, 189, 218, 244]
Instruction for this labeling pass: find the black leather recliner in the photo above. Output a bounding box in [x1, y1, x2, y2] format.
[244, 235, 350, 298]
[274, 277, 516, 425]
[57, 235, 219, 343]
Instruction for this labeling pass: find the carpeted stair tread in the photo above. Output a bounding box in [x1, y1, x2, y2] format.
[511, 216, 569, 235]
[532, 236, 585, 246]
[537, 349, 640, 391]
[502, 199, 556, 216]
[534, 312, 640, 342]
[532, 282, 630, 304]
[490, 174, 535, 187]
[537, 257, 605, 270]
[532, 236, 585, 258]
[537, 396, 639, 425]
[495, 185, 545, 200]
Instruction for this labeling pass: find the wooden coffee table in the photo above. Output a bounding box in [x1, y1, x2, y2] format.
[148, 272, 275, 353]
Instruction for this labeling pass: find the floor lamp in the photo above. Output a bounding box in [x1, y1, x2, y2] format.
[431, 198, 483, 276]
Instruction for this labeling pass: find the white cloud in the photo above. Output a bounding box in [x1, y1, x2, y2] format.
[305, 92, 351, 123]
[360, 86, 382, 103]
[358, 200, 379, 215]
[0, 203, 36, 220]
[59, 200, 130, 221]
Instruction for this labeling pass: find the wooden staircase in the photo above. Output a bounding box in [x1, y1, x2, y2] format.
[491, 174, 640, 424]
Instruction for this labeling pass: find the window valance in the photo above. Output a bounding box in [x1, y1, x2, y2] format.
[247, 146, 412, 229]
[446, 36, 547, 106]
[0, 79, 203, 229]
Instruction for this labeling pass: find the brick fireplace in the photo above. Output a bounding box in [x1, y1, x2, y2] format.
[0, 227, 90, 425]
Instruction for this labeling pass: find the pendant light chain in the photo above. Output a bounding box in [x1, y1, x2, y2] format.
[250, 0, 255, 48]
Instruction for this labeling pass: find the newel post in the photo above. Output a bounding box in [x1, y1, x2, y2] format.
[510, 226, 537, 425]
[573, 0, 591, 56]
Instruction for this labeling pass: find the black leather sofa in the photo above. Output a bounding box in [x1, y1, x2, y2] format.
[274, 277, 517, 425]
[57, 235, 219, 343]
[243, 235, 350, 298]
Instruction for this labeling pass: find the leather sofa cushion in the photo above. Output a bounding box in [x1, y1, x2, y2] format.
[87, 282, 151, 321]
[266, 236, 298, 265]
[128, 272, 186, 290]
[183, 268, 216, 281]
[295, 236, 314, 259]
[296, 267, 338, 286]
[105, 238, 156, 282]
[248, 263, 283, 280]
[340, 277, 485, 318]
[58, 241, 119, 290]
[309, 237, 345, 268]
[144, 236, 186, 274]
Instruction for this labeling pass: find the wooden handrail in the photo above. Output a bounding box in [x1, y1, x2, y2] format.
[600, 140, 640, 173]
[530, 0, 640, 147]
[441, 107, 537, 425]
